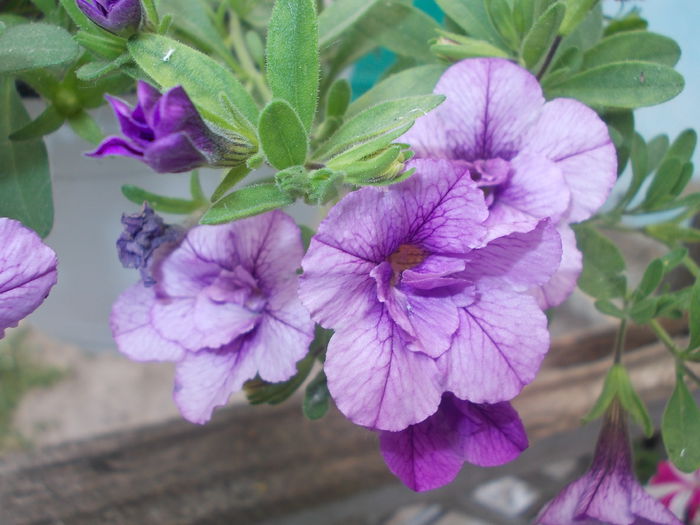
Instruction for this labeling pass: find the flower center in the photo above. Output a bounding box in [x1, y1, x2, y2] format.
[389, 244, 427, 285]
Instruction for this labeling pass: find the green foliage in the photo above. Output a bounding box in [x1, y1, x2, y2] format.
[520, 1, 565, 68]
[574, 224, 626, 300]
[318, 0, 382, 48]
[582, 31, 681, 69]
[688, 279, 700, 352]
[436, 0, 507, 47]
[121, 184, 204, 215]
[9, 105, 64, 142]
[266, 0, 319, 131]
[201, 183, 294, 224]
[245, 353, 316, 405]
[211, 165, 251, 202]
[432, 31, 511, 61]
[662, 372, 700, 472]
[258, 100, 309, 170]
[559, 0, 598, 36]
[325, 79, 351, 119]
[303, 371, 331, 420]
[0, 79, 53, 238]
[0, 23, 79, 75]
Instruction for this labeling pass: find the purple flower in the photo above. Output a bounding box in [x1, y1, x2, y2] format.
[110, 210, 314, 424]
[116, 203, 183, 286]
[380, 393, 528, 491]
[88, 81, 255, 174]
[299, 159, 562, 432]
[0, 218, 57, 338]
[536, 401, 682, 525]
[76, 0, 142, 35]
[402, 58, 617, 308]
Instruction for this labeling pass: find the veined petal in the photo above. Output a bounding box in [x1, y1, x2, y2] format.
[325, 307, 443, 431]
[143, 132, 207, 173]
[531, 224, 582, 309]
[439, 289, 549, 403]
[87, 136, 144, 160]
[402, 58, 544, 162]
[522, 98, 617, 223]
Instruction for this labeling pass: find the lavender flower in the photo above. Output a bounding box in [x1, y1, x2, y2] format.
[299, 159, 562, 432]
[380, 393, 527, 491]
[0, 218, 58, 338]
[88, 81, 255, 174]
[402, 58, 617, 308]
[76, 0, 142, 35]
[116, 204, 183, 286]
[536, 401, 682, 525]
[110, 211, 314, 423]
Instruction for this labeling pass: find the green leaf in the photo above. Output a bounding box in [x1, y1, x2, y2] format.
[635, 259, 664, 300]
[662, 373, 700, 472]
[583, 31, 681, 70]
[0, 23, 80, 75]
[546, 61, 685, 109]
[616, 364, 654, 437]
[628, 297, 658, 324]
[436, 0, 507, 47]
[74, 30, 127, 60]
[0, 79, 53, 237]
[121, 185, 201, 214]
[574, 223, 626, 299]
[303, 371, 330, 420]
[646, 224, 700, 245]
[665, 129, 697, 164]
[246, 353, 315, 405]
[559, 0, 598, 36]
[314, 95, 444, 161]
[76, 54, 131, 81]
[340, 145, 405, 185]
[58, 0, 105, 33]
[211, 164, 251, 202]
[259, 100, 309, 170]
[128, 34, 259, 133]
[647, 134, 670, 173]
[9, 105, 64, 141]
[201, 183, 294, 224]
[67, 111, 103, 145]
[582, 364, 622, 423]
[521, 2, 566, 69]
[513, 0, 536, 37]
[604, 110, 634, 175]
[486, 0, 519, 50]
[266, 0, 319, 131]
[603, 13, 647, 37]
[432, 35, 511, 61]
[593, 299, 625, 318]
[325, 79, 351, 119]
[688, 279, 700, 352]
[642, 158, 683, 210]
[318, 0, 381, 48]
[346, 64, 444, 119]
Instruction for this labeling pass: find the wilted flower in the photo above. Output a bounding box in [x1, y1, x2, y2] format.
[647, 461, 700, 524]
[380, 393, 527, 491]
[402, 58, 617, 307]
[111, 211, 314, 423]
[76, 0, 142, 35]
[536, 401, 682, 525]
[89, 81, 255, 173]
[299, 159, 561, 432]
[116, 203, 183, 286]
[0, 218, 58, 338]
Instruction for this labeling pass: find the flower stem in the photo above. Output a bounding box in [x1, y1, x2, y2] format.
[650, 318, 683, 357]
[613, 317, 628, 364]
[536, 35, 562, 80]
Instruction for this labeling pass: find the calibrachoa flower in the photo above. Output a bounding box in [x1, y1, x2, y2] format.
[536, 401, 682, 525]
[402, 58, 617, 308]
[76, 0, 142, 35]
[380, 393, 527, 491]
[299, 159, 562, 432]
[89, 81, 255, 173]
[0, 218, 58, 339]
[116, 203, 183, 286]
[111, 210, 314, 423]
[647, 461, 700, 524]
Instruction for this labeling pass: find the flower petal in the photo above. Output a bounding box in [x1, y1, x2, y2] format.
[531, 224, 582, 309]
[522, 98, 617, 223]
[439, 289, 549, 403]
[402, 58, 544, 162]
[249, 313, 313, 383]
[110, 282, 185, 362]
[87, 136, 144, 160]
[325, 307, 443, 431]
[143, 132, 207, 173]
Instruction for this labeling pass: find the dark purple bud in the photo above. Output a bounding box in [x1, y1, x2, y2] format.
[116, 203, 183, 286]
[88, 81, 255, 173]
[76, 0, 142, 35]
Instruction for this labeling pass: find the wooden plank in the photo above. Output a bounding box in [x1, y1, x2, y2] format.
[0, 325, 693, 524]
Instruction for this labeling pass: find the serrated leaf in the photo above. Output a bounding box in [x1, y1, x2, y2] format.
[303, 371, 330, 420]
[9, 105, 64, 141]
[546, 61, 685, 109]
[0, 23, 80, 75]
[582, 31, 681, 69]
[326, 79, 351, 118]
[662, 374, 700, 472]
[201, 183, 294, 224]
[121, 185, 201, 214]
[259, 100, 309, 170]
[314, 95, 444, 161]
[266, 0, 319, 131]
[520, 1, 565, 68]
[574, 224, 626, 299]
[128, 34, 259, 134]
[0, 79, 53, 237]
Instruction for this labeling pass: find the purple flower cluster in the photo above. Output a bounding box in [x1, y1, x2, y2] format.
[0, 218, 57, 338]
[89, 82, 254, 174]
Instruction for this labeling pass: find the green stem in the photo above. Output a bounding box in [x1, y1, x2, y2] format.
[140, 0, 159, 28]
[536, 35, 562, 80]
[684, 364, 700, 386]
[229, 14, 271, 102]
[650, 318, 682, 357]
[613, 317, 628, 364]
[683, 255, 700, 278]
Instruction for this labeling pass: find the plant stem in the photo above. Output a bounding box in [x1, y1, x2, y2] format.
[613, 317, 628, 364]
[683, 364, 700, 386]
[683, 255, 700, 278]
[650, 318, 682, 357]
[536, 35, 562, 80]
[140, 0, 159, 28]
[229, 14, 271, 102]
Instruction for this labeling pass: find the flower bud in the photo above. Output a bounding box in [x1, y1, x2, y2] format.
[76, 0, 142, 35]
